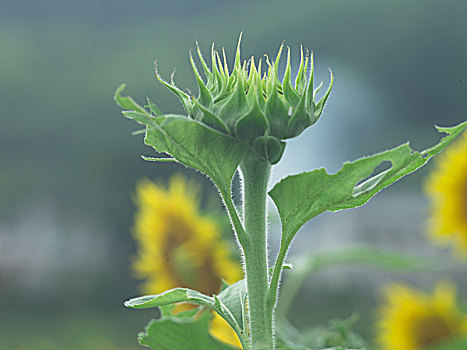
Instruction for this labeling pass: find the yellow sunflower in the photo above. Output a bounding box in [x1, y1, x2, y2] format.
[376, 280, 467, 350]
[132, 174, 243, 347]
[424, 130, 467, 257]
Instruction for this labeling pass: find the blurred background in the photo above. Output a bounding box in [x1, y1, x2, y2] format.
[1, 0, 467, 349]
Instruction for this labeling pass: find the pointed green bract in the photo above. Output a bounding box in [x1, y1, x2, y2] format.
[154, 65, 193, 116]
[146, 97, 162, 116]
[287, 92, 308, 138]
[115, 35, 333, 165]
[192, 97, 230, 133]
[282, 47, 300, 107]
[270, 122, 467, 249]
[114, 84, 147, 114]
[190, 51, 213, 108]
[312, 70, 333, 125]
[133, 35, 332, 165]
[265, 85, 290, 139]
[216, 73, 250, 132]
[295, 46, 308, 92]
[235, 100, 269, 141]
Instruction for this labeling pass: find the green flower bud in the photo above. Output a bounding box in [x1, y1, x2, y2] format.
[154, 34, 333, 164]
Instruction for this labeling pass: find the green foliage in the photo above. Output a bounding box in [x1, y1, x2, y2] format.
[182, 35, 333, 146]
[115, 35, 467, 350]
[279, 246, 441, 315]
[296, 246, 440, 272]
[125, 288, 214, 310]
[125, 280, 248, 349]
[267, 121, 467, 329]
[216, 279, 248, 334]
[138, 306, 236, 350]
[299, 314, 367, 350]
[275, 316, 367, 350]
[116, 34, 332, 166]
[269, 122, 467, 251]
[115, 84, 249, 245]
[115, 85, 246, 198]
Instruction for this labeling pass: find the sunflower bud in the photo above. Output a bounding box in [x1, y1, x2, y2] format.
[155, 34, 333, 164]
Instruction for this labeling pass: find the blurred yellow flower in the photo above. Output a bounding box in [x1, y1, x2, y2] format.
[424, 131, 467, 257]
[132, 174, 243, 347]
[377, 280, 467, 350]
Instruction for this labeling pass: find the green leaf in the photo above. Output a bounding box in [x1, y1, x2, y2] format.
[114, 84, 148, 114]
[138, 310, 236, 350]
[122, 111, 156, 125]
[125, 283, 249, 349]
[144, 115, 246, 196]
[118, 94, 246, 197]
[116, 85, 248, 243]
[216, 279, 247, 334]
[141, 156, 176, 162]
[124, 288, 241, 336]
[124, 288, 214, 310]
[270, 122, 467, 249]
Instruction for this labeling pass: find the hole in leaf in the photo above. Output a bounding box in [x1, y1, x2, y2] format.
[352, 160, 392, 197]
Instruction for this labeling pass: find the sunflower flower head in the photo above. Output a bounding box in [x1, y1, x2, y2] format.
[424, 130, 467, 257]
[377, 280, 467, 350]
[131, 174, 243, 347]
[154, 33, 333, 164]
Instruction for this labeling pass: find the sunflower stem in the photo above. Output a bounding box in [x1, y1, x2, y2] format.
[240, 154, 274, 350]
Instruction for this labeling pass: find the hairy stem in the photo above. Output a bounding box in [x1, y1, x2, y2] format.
[240, 155, 273, 349]
[220, 187, 249, 248]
